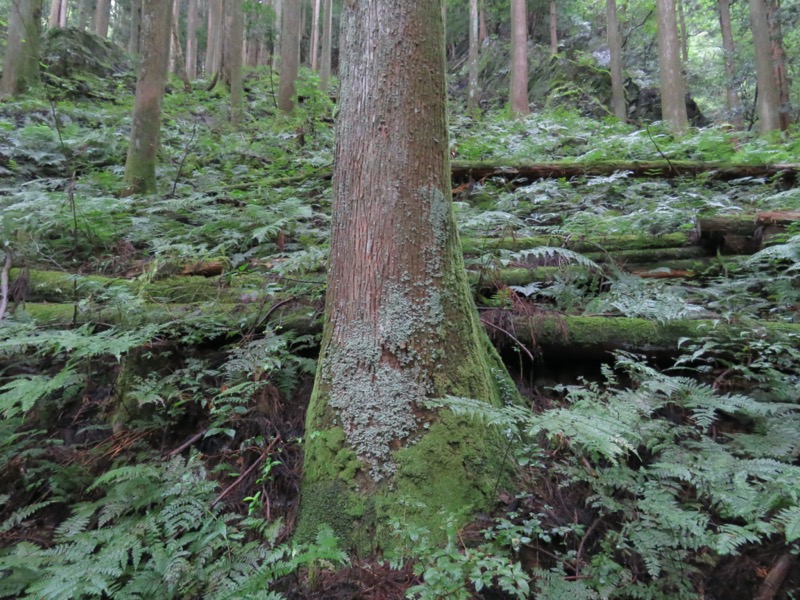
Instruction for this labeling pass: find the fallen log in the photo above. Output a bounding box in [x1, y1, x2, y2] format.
[461, 232, 690, 255]
[696, 211, 800, 254]
[15, 302, 799, 362]
[451, 160, 800, 185]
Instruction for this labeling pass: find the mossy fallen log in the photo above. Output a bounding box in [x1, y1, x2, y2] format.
[451, 160, 800, 184]
[16, 302, 798, 362]
[460, 232, 691, 255]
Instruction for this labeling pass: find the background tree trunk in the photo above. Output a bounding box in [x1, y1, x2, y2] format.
[510, 0, 529, 116]
[207, 0, 224, 79]
[767, 0, 791, 131]
[319, 0, 332, 89]
[94, 0, 109, 37]
[77, 0, 92, 29]
[467, 0, 480, 112]
[677, 0, 688, 63]
[128, 0, 143, 55]
[225, 0, 244, 125]
[48, 0, 61, 27]
[170, 0, 182, 75]
[717, 0, 742, 126]
[299, 0, 511, 545]
[58, 0, 67, 26]
[549, 0, 557, 53]
[277, 0, 300, 112]
[185, 0, 198, 79]
[310, 0, 320, 71]
[607, 0, 626, 121]
[124, 0, 173, 195]
[272, 0, 282, 70]
[749, 0, 781, 133]
[655, 0, 689, 134]
[479, 1, 487, 42]
[0, 0, 44, 98]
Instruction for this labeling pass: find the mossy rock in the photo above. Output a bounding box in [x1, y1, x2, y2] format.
[41, 28, 131, 81]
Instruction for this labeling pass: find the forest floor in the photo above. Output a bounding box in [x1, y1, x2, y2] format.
[1, 57, 799, 599]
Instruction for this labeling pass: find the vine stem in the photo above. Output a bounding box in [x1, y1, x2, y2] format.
[211, 435, 281, 508]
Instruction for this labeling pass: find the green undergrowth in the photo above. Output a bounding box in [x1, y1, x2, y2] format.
[1, 61, 800, 598]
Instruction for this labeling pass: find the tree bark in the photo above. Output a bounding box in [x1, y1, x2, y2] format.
[206, 0, 224, 79]
[319, 0, 332, 89]
[655, 0, 689, 135]
[170, 0, 182, 75]
[58, 0, 67, 26]
[298, 0, 513, 545]
[272, 0, 282, 70]
[549, 0, 558, 54]
[479, 0, 488, 42]
[94, 0, 109, 37]
[185, 0, 198, 79]
[277, 0, 300, 112]
[0, 0, 44, 98]
[766, 0, 791, 131]
[607, 0, 626, 121]
[467, 0, 480, 112]
[510, 0, 529, 116]
[749, 0, 781, 134]
[717, 0, 742, 126]
[123, 0, 173, 195]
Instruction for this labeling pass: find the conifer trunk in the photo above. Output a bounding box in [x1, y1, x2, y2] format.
[717, 0, 742, 126]
[655, 0, 689, 134]
[277, 0, 300, 112]
[749, 0, 781, 133]
[766, 0, 791, 131]
[319, 0, 332, 89]
[299, 0, 511, 545]
[94, 0, 109, 37]
[467, 0, 480, 112]
[607, 0, 626, 121]
[123, 0, 172, 195]
[185, 0, 198, 79]
[510, 0, 529, 116]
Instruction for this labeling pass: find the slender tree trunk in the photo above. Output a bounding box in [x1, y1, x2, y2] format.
[128, 0, 142, 54]
[124, 0, 173, 195]
[94, 0, 109, 37]
[677, 0, 688, 64]
[749, 0, 781, 133]
[767, 0, 791, 131]
[224, 0, 244, 125]
[170, 0, 182, 74]
[319, 0, 332, 89]
[510, 0, 529, 116]
[549, 0, 557, 53]
[272, 0, 283, 69]
[479, 0, 487, 42]
[207, 0, 224, 78]
[48, 0, 61, 27]
[607, 0, 626, 121]
[185, 0, 198, 79]
[310, 0, 320, 70]
[655, 0, 689, 134]
[717, 0, 742, 126]
[467, 0, 480, 112]
[298, 0, 511, 545]
[0, 0, 44, 98]
[58, 0, 67, 26]
[277, 0, 300, 112]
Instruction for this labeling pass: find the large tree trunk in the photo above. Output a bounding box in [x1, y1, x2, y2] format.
[277, 0, 300, 112]
[77, 0, 92, 29]
[94, 0, 109, 37]
[298, 0, 512, 545]
[750, 0, 781, 134]
[185, 0, 198, 79]
[467, 0, 480, 112]
[509, 0, 529, 116]
[607, 0, 626, 121]
[123, 0, 172, 195]
[548, 0, 557, 53]
[717, 0, 742, 126]
[319, 0, 332, 89]
[655, 0, 689, 135]
[767, 0, 791, 131]
[58, 0, 67, 26]
[0, 0, 44, 97]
